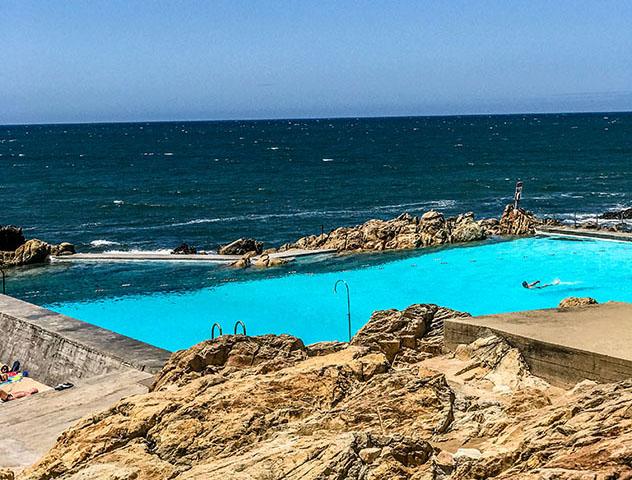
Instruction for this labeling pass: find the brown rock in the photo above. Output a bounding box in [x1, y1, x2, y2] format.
[49, 242, 75, 256]
[10, 239, 50, 266]
[558, 296, 598, 309]
[0, 225, 25, 251]
[218, 238, 263, 256]
[498, 204, 541, 235]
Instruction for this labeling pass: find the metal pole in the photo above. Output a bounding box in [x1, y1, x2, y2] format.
[334, 279, 351, 341]
[0, 268, 5, 295]
[211, 322, 223, 340]
[234, 320, 247, 336]
[321, 225, 324, 236]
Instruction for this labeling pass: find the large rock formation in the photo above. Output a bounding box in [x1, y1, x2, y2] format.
[0, 226, 74, 267]
[558, 296, 598, 309]
[496, 204, 541, 235]
[0, 226, 25, 251]
[278, 211, 488, 253]
[17, 302, 632, 479]
[1, 239, 75, 267]
[218, 238, 263, 256]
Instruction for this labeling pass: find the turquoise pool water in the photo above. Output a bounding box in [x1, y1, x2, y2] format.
[46, 237, 632, 351]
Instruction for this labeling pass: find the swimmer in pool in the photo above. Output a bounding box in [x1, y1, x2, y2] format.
[522, 279, 560, 289]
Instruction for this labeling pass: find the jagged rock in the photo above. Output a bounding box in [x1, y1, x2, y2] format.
[601, 207, 632, 219]
[171, 243, 197, 255]
[19, 302, 632, 480]
[152, 334, 307, 391]
[450, 212, 486, 243]
[0, 226, 25, 251]
[0, 470, 14, 480]
[351, 304, 470, 362]
[49, 242, 75, 256]
[230, 256, 251, 268]
[498, 204, 541, 235]
[9, 239, 50, 266]
[307, 340, 348, 357]
[558, 296, 598, 309]
[218, 238, 263, 256]
[252, 254, 290, 268]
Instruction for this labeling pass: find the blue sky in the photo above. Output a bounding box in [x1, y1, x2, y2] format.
[2, 1, 632, 124]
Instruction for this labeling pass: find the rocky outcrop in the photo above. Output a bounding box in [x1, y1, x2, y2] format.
[351, 303, 470, 362]
[1, 239, 75, 267]
[0, 226, 74, 267]
[0, 226, 25, 251]
[252, 253, 290, 268]
[171, 243, 197, 255]
[278, 210, 488, 253]
[601, 207, 632, 219]
[558, 296, 598, 309]
[218, 238, 263, 256]
[18, 302, 632, 479]
[496, 204, 541, 235]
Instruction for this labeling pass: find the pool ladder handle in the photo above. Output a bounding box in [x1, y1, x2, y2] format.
[211, 320, 247, 339]
[334, 279, 352, 342]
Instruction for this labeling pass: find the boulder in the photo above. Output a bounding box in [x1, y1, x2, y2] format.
[252, 253, 290, 268]
[351, 304, 470, 362]
[558, 296, 598, 309]
[218, 238, 263, 256]
[50, 242, 75, 256]
[152, 334, 307, 391]
[498, 204, 540, 235]
[230, 256, 251, 269]
[9, 239, 50, 266]
[450, 212, 486, 243]
[0, 225, 25, 251]
[601, 207, 632, 220]
[171, 243, 197, 255]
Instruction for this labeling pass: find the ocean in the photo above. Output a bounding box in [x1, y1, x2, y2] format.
[1, 112, 632, 306]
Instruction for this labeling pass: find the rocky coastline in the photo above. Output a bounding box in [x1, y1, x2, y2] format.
[0, 226, 74, 268]
[10, 297, 631, 480]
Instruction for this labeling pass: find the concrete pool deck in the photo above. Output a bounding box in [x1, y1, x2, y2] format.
[52, 247, 337, 264]
[445, 301, 632, 386]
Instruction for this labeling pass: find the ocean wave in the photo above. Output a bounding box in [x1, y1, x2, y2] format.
[90, 240, 120, 247]
[166, 200, 458, 228]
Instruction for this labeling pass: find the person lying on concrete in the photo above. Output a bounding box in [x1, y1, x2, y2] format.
[0, 387, 38, 402]
[0, 364, 8, 383]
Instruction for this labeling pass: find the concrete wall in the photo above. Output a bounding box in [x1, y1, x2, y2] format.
[0, 294, 170, 386]
[445, 320, 632, 387]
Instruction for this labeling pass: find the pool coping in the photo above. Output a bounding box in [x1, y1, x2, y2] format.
[0, 294, 171, 380]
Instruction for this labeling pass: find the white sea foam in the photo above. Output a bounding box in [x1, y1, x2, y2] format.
[322, 158, 334, 162]
[113, 200, 124, 205]
[90, 240, 120, 247]
[103, 248, 172, 255]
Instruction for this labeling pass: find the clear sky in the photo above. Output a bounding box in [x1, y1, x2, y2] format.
[2, 1, 632, 124]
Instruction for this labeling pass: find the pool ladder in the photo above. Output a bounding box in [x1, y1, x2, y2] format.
[0, 268, 5, 295]
[211, 320, 247, 339]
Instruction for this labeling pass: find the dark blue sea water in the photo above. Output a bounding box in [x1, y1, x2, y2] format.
[2, 113, 632, 307]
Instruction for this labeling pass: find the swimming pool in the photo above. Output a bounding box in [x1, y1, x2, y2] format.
[45, 237, 632, 351]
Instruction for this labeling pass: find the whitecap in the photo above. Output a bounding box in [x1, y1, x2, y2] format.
[164, 152, 174, 156]
[322, 158, 334, 162]
[90, 240, 120, 247]
[113, 200, 124, 205]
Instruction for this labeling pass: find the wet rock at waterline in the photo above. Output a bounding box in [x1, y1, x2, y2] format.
[171, 243, 197, 255]
[0, 225, 26, 251]
[218, 238, 263, 256]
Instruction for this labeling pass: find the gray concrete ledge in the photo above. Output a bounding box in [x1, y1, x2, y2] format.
[536, 225, 632, 242]
[0, 294, 170, 385]
[445, 302, 632, 387]
[52, 248, 337, 264]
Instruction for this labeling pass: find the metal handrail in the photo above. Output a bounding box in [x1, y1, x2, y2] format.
[234, 320, 247, 335]
[211, 322, 223, 340]
[0, 268, 5, 295]
[334, 279, 351, 342]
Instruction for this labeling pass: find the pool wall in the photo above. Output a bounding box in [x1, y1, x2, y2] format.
[0, 294, 170, 385]
[445, 303, 632, 387]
